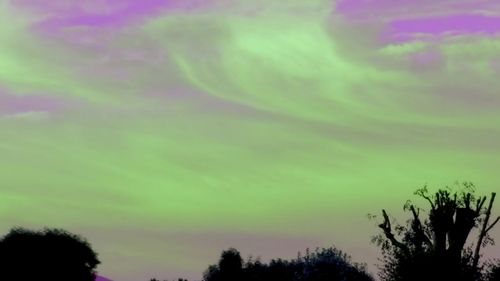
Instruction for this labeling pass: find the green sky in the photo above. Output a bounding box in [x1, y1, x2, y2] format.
[1, 1, 499, 280]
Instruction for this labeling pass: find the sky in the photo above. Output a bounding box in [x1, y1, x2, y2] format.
[1, 0, 500, 280]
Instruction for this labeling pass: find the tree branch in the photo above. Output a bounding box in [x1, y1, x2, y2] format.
[410, 205, 433, 248]
[378, 210, 409, 253]
[475, 196, 487, 215]
[485, 216, 500, 233]
[415, 187, 435, 209]
[473, 192, 497, 270]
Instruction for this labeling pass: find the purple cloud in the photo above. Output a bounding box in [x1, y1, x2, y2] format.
[334, 0, 496, 18]
[384, 14, 500, 43]
[336, 0, 397, 17]
[0, 89, 77, 117]
[13, 0, 211, 30]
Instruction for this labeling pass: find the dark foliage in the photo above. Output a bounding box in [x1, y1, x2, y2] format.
[371, 182, 499, 281]
[484, 261, 500, 281]
[203, 247, 374, 281]
[0, 227, 100, 281]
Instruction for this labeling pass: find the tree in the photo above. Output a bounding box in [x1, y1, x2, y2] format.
[0, 227, 101, 281]
[243, 256, 267, 281]
[371, 182, 499, 281]
[203, 246, 374, 281]
[298, 247, 373, 281]
[203, 248, 243, 281]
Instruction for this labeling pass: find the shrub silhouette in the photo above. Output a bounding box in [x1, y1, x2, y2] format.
[0, 227, 100, 281]
[371, 182, 499, 281]
[203, 247, 373, 281]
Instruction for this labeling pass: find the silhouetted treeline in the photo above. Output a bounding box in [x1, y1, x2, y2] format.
[0, 227, 100, 281]
[202, 247, 374, 281]
[2, 182, 499, 281]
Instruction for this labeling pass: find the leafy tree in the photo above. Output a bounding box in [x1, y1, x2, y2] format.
[203, 247, 373, 281]
[218, 248, 244, 277]
[371, 182, 499, 281]
[0, 227, 100, 281]
[298, 247, 373, 281]
[203, 248, 243, 281]
[243, 256, 267, 281]
[267, 258, 295, 281]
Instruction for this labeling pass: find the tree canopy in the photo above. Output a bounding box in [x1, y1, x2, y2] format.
[371, 182, 499, 281]
[203, 247, 374, 281]
[0, 227, 100, 281]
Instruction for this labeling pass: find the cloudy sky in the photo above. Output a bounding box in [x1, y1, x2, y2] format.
[1, 0, 499, 280]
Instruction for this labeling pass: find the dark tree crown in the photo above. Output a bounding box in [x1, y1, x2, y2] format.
[0, 227, 100, 281]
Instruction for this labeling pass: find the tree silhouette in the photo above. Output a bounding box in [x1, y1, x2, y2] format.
[371, 182, 499, 281]
[0, 227, 100, 281]
[204, 248, 243, 281]
[203, 247, 373, 281]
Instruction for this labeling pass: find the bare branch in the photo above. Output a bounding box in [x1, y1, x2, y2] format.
[415, 188, 435, 209]
[485, 216, 500, 233]
[475, 196, 487, 215]
[473, 192, 497, 269]
[464, 193, 471, 209]
[410, 205, 433, 248]
[378, 209, 409, 253]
